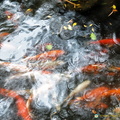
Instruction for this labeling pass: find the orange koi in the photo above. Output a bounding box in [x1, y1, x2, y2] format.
[77, 86, 109, 101]
[70, 86, 110, 109]
[16, 96, 32, 120]
[102, 88, 120, 97]
[23, 50, 65, 62]
[89, 38, 120, 45]
[77, 63, 106, 74]
[0, 32, 10, 39]
[75, 86, 109, 102]
[70, 87, 120, 109]
[108, 66, 120, 72]
[0, 88, 32, 120]
[104, 66, 120, 76]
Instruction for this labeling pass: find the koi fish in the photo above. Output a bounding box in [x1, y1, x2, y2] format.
[104, 66, 120, 76]
[108, 66, 120, 72]
[23, 50, 65, 62]
[64, 80, 91, 102]
[69, 86, 109, 109]
[0, 32, 10, 39]
[102, 88, 120, 97]
[40, 60, 65, 70]
[70, 87, 120, 110]
[89, 38, 120, 45]
[16, 96, 32, 120]
[74, 86, 109, 102]
[0, 61, 30, 73]
[0, 88, 32, 120]
[27, 60, 65, 71]
[76, 63, 106, 74]
[56, 80, 91, 111]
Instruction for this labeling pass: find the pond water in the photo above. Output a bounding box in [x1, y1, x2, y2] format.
[0, 0, 120, 120]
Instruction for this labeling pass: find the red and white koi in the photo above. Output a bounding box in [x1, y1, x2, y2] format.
[23, 50, 65, 62]
[0, 88, 32, 120]
[75, 63, 106, 74]
[89, 38, 120, 45]
[0, 61, 30, 73]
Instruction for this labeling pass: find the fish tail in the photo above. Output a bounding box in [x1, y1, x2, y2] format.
[16, 96, 32, 120]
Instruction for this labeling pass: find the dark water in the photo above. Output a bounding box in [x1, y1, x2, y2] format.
[0, 0, 120, 120]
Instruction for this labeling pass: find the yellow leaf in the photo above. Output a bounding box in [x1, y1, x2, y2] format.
[89, 24, 93, 27]
[84, 25, 87, 27]
[25, 8, 33, 13]
[72, 22, 77, 27]
[112, 5, 116, 9]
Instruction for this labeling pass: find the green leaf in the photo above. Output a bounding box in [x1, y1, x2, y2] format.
[90, 33, 97, 40]
[46, 44, 53, 50]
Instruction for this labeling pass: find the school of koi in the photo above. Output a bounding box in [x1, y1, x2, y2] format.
[0, 0, 120, 120]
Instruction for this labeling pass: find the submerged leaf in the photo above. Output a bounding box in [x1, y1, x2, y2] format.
[90, 33, 97, 40]
[67, 25, 72, 30]
[46, 44, 53, 50]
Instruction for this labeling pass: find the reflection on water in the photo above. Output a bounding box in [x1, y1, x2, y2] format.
[0, 0, 120, 120]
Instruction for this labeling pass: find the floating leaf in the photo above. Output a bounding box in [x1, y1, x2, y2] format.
[72, 22, 77, 27]
[84, 25, 87, 27]
[46, 44, 53, 50]
[25, 8, 33, 14]
[67, 25, 72, 30]
[46, 15, 52, 18]
[89, 24, 93, 27]
[90, 33, 97, 40]
[112, 5, 116, 9]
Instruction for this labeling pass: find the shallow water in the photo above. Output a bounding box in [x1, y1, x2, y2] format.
[0, 0, 120, 120]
